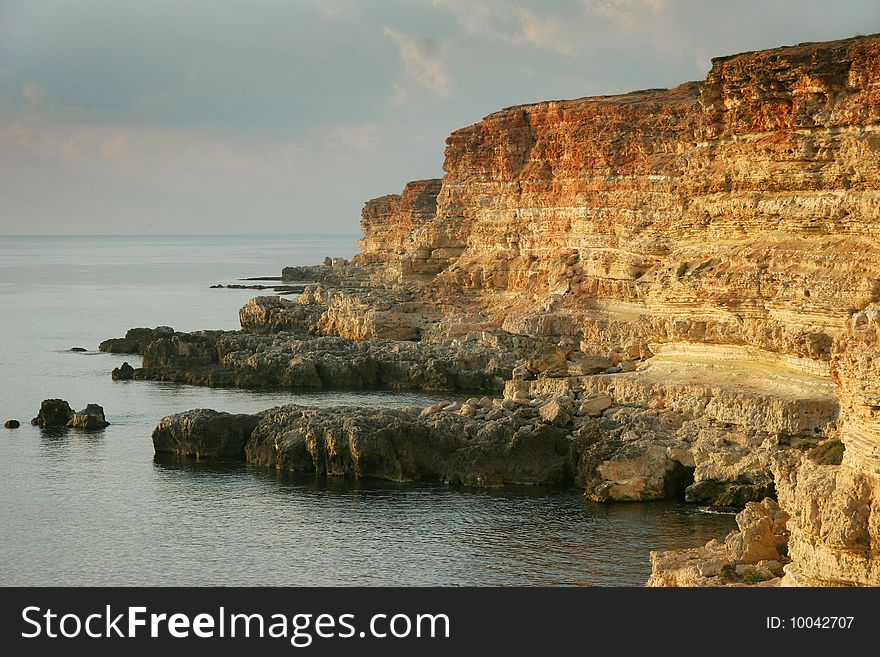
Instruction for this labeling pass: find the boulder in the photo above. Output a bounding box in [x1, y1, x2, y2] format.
[538, 396, 573, 425]
[725, 498, 789, 564]
[578, 393, 613, 417]
[31, 399, 74, 428]
[67, 404, 109, 431]
[4, 419, 20, 429]
[525, 347, 569, 377]
[647, 497, 790, 587]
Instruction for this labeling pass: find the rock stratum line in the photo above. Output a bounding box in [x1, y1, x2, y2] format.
[103, 35, 880, 587]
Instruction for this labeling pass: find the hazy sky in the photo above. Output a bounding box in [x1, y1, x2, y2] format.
[2, 0, 878, 235]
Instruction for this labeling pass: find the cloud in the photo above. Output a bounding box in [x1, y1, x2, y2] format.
[389, 83, 409, 106]
[383, 27, 452, 98]
[0, 115, 287, 172]
[432, 1, 576, 56]
[434, 0, 674, 57]
[20, 83, 48, 112]
[515, 10, 575, 55]
[313, 122, 380, 153]
[585, 0, 668, 29]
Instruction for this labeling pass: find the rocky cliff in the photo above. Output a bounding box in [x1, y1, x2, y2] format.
[109, 35, 880, 586]
[346, 35, 880, 587]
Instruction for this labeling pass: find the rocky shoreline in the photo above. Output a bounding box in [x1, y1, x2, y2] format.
[104, 34, 880, 587]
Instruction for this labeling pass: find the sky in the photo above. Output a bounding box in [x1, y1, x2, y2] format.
[1, 0, 878, 235]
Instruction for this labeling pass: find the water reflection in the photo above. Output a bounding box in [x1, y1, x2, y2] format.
[144, 456, 737, 587]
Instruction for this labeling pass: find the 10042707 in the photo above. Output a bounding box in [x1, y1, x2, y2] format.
[766, 617, 855, 630]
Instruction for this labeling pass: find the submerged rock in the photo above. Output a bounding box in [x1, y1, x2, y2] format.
[31, 399, 74, 428]
[67, 404, 109, 430]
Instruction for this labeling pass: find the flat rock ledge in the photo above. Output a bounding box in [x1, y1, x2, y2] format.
[153, 403, 571, 486]
[151, 386, 820, 502]
[108, 329, 516, 393]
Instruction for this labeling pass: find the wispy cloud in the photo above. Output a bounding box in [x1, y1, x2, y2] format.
[433, 0, 576, 56]
[20, 83, 48, 112]
[383, 27, 452, 98]
[585, 0, 668, 29]
[434, 0, 672, 57]
[389, 83, 409, 106]
[0, 117, 275, 171]
[312, 122, 380, 153]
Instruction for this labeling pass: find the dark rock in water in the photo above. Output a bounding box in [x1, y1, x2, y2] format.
[69, 347, 87, 352]
[99, 326, 175, 354]
[112, 361, 135, 380]
[4, 419, 20, 429]
[152, 409, 261, 459]
[154, 403, 571, 486]
[67, 404, 109, 430]
[216, 283, 306, 293]
[131, 330, 514, 392]
[31, 399, 74, 428]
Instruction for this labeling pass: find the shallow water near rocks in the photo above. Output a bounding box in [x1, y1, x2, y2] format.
[0, 235, 735, 586]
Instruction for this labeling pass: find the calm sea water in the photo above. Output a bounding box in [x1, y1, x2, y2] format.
[0, 235, 735, 586]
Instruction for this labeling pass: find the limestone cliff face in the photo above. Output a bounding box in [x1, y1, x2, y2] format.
[340, 35, 879, 587]
[353, 178, 443, 280]
[772, 306, 880, 586]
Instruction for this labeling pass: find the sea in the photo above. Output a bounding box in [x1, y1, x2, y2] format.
[0, 235, 735, 586]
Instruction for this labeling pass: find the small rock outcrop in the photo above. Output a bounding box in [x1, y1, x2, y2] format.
[98, 326, 175, 354]
[111, 362, 135, 380]
[67, 404, 109, 430]
[647, 498, 790, 587]
[152, 409, 262, 459]
[4, 419, 20, 429]
[31, 399, 74, 428]
[30, 399, 109, 430]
